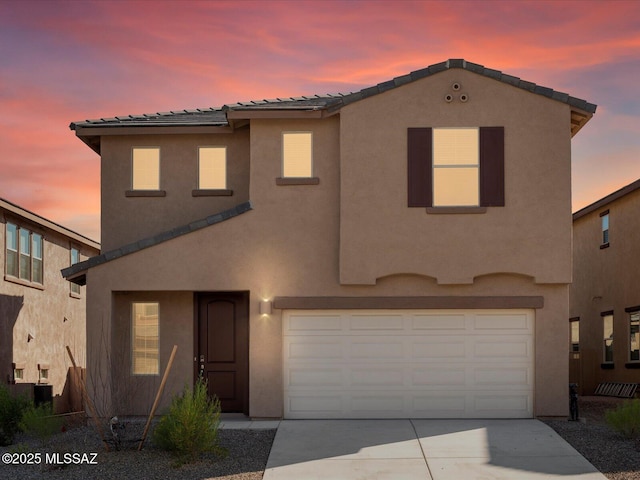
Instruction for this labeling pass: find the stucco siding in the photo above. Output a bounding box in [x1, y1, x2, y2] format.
[339, 69, 572, 285]
[571, 187, 640, 393]
[100, 130, 250, 251]
[1, 210, 98, 412]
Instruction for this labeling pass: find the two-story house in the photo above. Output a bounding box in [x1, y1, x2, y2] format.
[64, 59, 595, 419]
[1, 197, 99, 412]
[570, 179, 640, 395]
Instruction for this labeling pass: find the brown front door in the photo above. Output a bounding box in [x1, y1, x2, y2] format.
[196, 292, 249, 414]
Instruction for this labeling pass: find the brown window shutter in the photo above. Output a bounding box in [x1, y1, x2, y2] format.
[407, 127, 432, 207]
[480, 126, 505, 207]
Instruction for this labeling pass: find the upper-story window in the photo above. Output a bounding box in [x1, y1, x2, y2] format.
[600, 210, 609, 248]
[70, 247, 80, 296]
[283, 132, 312, 178]
[132, 147, 160, 190]
[407, 126, 504, 210]
[5, 222, 43, 286]
[198, 147, 227, 189]
[433, 128, 479, 207]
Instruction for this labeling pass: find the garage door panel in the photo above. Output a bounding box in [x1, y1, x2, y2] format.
[349, 314, 404, 330]
[351, 395, 405, 413]
[351, 368, 405, 386]
[412, 314, 466, 330]
[283, 309, 534, 419]
[412, 340, 466, 358]
[474, 394, 531, 413]
[287, 340, 343, 359]
[289, 368, 343, 387]
[412, 368, 466, 386]
[287, 314, 342, 332]
[474, 313, 530, 330]
[351, 340, 404, 359]
[474, 367, 530, 386]
[414, 395, 467, 413]
[474, 338, 531, 358]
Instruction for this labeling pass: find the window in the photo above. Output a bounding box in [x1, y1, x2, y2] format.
[6, 223, 17, 277]
[70, 248, 80, 295]
[603, 313, 614, 363]
[12, 363, 24, 382]
[407, 126, 504, 208]
[630, 311, 639, 362]
[5, 222, 43, 285]
[132, 302, 159, 375]
[433, 128, 479, 206]
[570, 318, 580, 353]
[198, 147, 227, 189]
[600, 211, 609, 248]
[38, 364, 49, 384]
[282, 132, 312, 177]
[132, 147, 160, 190]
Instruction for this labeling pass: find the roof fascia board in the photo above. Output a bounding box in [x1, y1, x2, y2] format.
[573, 178, 640, 220]
[0, 199, 100, 249]
[74, 125, 233, 137]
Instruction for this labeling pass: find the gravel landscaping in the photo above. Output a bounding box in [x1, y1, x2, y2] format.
[0, 419, 276, 480]
[542, 396, 640, 480]
[2, 396, 639, 479]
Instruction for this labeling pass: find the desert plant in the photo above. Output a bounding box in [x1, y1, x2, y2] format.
[19, 403, 63, 443]
[0, 384, 30, 446]
[605, 399, 640, 439]
[152, 377, 224, 464]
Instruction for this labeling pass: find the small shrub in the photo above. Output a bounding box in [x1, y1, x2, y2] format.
[19, 403, 63, 443]
[153, 377, 224, 464]
[0, 384, 30, 446]
[605, 399, 640, 439]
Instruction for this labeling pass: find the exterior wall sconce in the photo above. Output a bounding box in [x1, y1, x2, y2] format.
[27, 333, 34, 343]
[260, 300, 273, 315]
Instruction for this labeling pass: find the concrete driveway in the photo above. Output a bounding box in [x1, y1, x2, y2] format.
[263, 419, 606, 480]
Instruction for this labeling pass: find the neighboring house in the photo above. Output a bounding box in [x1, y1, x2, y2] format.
[1, 197, 100, 412]
[63, 59, 596, 419]
[570, 179, 640, 395]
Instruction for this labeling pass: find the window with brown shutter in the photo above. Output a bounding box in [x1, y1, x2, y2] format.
[407, 126, 504, 209]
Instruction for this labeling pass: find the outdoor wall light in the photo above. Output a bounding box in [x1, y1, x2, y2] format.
[27, 333, 34, 343]
[260, 300, 273, 315]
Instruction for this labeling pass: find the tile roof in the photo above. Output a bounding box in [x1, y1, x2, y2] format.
[70, 59, 596, 130]
[61, 201, 252, 284]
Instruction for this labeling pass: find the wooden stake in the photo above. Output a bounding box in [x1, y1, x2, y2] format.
[66, 345, 110, 451]
[138, 344, 178, 451]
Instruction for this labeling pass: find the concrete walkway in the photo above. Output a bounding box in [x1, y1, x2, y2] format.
[263, 419, 607, 480]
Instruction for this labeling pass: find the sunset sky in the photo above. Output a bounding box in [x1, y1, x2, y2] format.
[1, 0, 639, 242]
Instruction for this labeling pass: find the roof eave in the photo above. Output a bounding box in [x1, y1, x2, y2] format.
[573, 178, 640, 220]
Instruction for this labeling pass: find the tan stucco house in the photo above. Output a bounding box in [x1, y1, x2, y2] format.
[64, 59, 596, 419]
[1, 197, 99, 412]
[570, 179, 640, 395]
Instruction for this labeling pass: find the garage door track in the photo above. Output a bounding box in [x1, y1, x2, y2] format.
[263, 419, 606, 480]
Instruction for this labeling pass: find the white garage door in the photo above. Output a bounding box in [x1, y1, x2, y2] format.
[283, 309, 534, 419]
